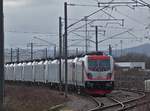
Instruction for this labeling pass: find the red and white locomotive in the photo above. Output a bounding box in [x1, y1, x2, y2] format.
[5, 52, 114, 95]
[67, 52, 114, 95]
[82, 52, 114, 95]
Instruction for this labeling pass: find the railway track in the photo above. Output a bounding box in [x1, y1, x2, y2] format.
[88, 90, 146, 111]
[5, 82, 149, 111]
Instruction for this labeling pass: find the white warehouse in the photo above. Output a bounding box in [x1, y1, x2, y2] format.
[115, 62, 145, 70]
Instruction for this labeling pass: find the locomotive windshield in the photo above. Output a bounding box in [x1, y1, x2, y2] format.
[88, 59, 110, 72]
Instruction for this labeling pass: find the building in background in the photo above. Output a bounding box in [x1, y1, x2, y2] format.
[115, 62, 145, 71]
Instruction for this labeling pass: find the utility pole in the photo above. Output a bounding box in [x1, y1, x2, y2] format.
[17, 48, 19, 63]
[54, 45, 56, 58]
[115, 44, 118, 57]
[120, 40, 123, 56]
[59, 17, 62, 91]
[0, 0, 4, 109]
[64, 2, 68, 98]
[76, 48, 78, 56]
[10, 48, 13, 62]
[31, 43, 33, 60]
[109, 44, 112, 56]
[33, 36, 56, 58]
[62, 35, 64, 57]
[45, 48, 47, 59]
[95, 26, 98, 52]
[85, 16, 88, 53]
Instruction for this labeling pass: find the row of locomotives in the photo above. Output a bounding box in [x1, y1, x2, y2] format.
[83, 52, 114, 95]
[4, 51, 114, 95]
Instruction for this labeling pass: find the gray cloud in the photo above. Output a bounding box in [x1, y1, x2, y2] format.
[3, 0, 150, 50]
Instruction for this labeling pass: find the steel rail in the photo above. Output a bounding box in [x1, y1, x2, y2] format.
[98, 96, 124, 111]
[119, 100, 150, 111]
[88, 90, 146, 111]
[87, 95, 124, 111]
[107, 90, 145, 111]
[87, 96, 101, 111]
[107, 95, 125, 109]
[116, 89, 146, 111]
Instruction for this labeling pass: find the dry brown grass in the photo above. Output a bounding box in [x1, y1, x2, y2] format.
[114, 70, 149, 90]
[4, 84, 69, 111]
[115, 70, 150, 111]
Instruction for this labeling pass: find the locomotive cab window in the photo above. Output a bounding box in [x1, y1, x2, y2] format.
[88, 59, 110, 72]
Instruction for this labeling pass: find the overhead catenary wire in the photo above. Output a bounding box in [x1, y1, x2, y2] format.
[95, 0, 149, 8]
[67, 0, 114, 29]
[114, 8, 146, 26]
[64, 18, 124, 22]
[98, 28, 133, 43]
[6, 30, 58, 36]
[92, 25, 145, 30]
[71, 32, 85, 39]
[70, 33, 96, 44]
[68, 20, 94, 34]
[68, 3, 140, 8]
[98, 1, 138, 4]
[131, 0, 150, 8]
[138, 0, 150, 6]
[67, 3, 99, 7]
[18, 49, 47, 56]
[68, 18, 121, 34]
[69, 33, 97, 44]
[33, 36, 56, 46]
[127, 31, 142, 40]
[101, 10, 117, 19]
[63, 1, 128, 35]
[67, 6, 109, 28]
[67, 6, 127, 34]
[72, 29, 106, 32]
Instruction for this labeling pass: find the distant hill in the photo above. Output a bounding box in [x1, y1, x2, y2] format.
[112, 43, 150, 57]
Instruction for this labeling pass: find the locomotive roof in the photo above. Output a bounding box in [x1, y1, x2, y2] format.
[5, 51, 106, 64]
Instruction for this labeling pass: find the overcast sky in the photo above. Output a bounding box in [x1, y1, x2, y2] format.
[3, 0, 150, 51]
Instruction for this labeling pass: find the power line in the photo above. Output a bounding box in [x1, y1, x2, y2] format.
[139, 0, 150, 6]
[98, 28, 133, 43]
[68, 11, 123, 34]
[68, 3, 137, 8]
[71, 32, 85, 38]
[33, 36, 56, 46]
[68, 20, 94, 34]
[64, 18, 124, 22]
[68, 18, 121, 34]
[92, 25, 146, 33]
[127, 31, 140, 39]
[5, 30, 58, 36]
[98, 1, 137, 4]
[97, 0, 149, 7]
[131, 0, 150, 8]
[101, 10, 117, 19]
[115, 8, 146, 26]
[0, 0, 4, 109]
[67, 1, 114, 29]
[67, 3, 99, 7]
